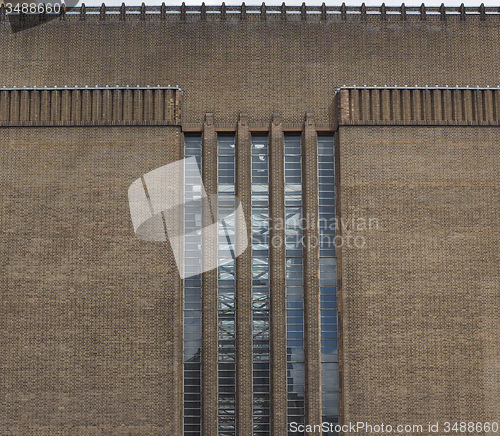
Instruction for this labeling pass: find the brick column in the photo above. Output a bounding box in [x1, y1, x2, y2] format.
[201, 113, 219, 436]
[302, 112, 322, 434]
[166, 130, 184, 436]
[269, 114, 288, 435]
[235, 113, 253, 435]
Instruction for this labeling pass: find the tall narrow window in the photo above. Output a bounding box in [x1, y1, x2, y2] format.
[184, 134, 203, 436]
[284, 133, 305, 433]
[217, 134, 237, 436]
[251, 135, 271, 436]
[317, 135, 339, 429]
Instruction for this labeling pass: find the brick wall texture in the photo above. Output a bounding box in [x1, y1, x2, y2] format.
[0, 127, 183, 435]
[0, 9, 499, 436]
[1, 13, 500, 128]
[336, 125, 500, 429]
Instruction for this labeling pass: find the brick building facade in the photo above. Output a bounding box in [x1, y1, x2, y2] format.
[0, 5, 499, 436]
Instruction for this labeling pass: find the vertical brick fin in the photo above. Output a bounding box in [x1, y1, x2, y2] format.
[416, 90, 424, 120]
[0, 87, 181, 125]
[321, 2, 327, 21]
[174, 89, 182, 124]
[201, 2, 207, 21]
[442, 89, 453, 121]
[180, 2, 186, 21]
[483, 90, 494, 123]
[436, 89, 444, 122]
[201, 113, 219, 436]
[401, 3, 406, 20]
[30, 89, 41, 122]
[92, 89, 102, 123]
[221, 2, 227, 20]
[381, 3, 387, 20]
[235, 113, 253, 436]
[82, 89, 91, 122]
[0, 91, 9, 122]
[160, 2, 166, 20]
[371, 89, 381, 121]
[349, 89, 360, 122]
[440, 3, 446, 20]
[463, 89, 473, 122]
[479, 3, 486, 20]
[120, 2, 126, 21]
[153, 89, 163, 121]
[338, 89, 351, 123]
[423, 88, 432, 121]
[10, 90, 20, 122]
[360, 3, 366, 20]
[401, 89, 410, 121]
[302, 112, 322, 434]
[19, 90, 30, 122]
[241, 2, 247, 20]
[165, 89, 173, 122]
[72, 89, 81, 123]
[336, 87, 500, 126]
[41, 90, 50, 122]
[268, 114, 287, 436]
[50, 90, 61, 122]
[391, 89, 402, 121]
[301, 2, 306, 21]
[360, 89, 370, 121]
[102, 88, 112, 123]
[420, 3, 426, 20]
[123, 88, 132, 122]
[495, 90, 500, 122]
[475, 90, 483, 122]
[80, 3, 86, 20]
[113, 88, 123, 122]
[281, 2, 286, 20]
[381, 89, 391, 121]
[166, 131, 185, 436]
[143, 88, 152, 122]
[341, 2, 346, 21]
[133, 89, 143, 122]
[260, 2, 266, 20]
[60, 89, 71, 122]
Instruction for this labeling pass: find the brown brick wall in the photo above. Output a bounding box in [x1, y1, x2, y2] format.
[200, 115, 219, 436]
[336, 125, 500, 431]
[235, 114, 253, 435]
[301, 113, 322, 433]
[1, 15, 500, 128]
[0, 126, 183, 434]
[1, 9, 500, 434]
[268, 115, 287, 435]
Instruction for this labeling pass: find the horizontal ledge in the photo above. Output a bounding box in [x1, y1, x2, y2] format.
[337, 121, 500, 126]
[1, 85, 183, 94]
[0, 121, 181, 127]
[336, 85, 500, 92]
[181, 124, 335, 132]
[2, 4, 499, 20]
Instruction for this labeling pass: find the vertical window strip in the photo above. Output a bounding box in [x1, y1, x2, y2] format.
[251, 135, 271, 436]
[284, 134, 305, 434]
[217, 134, 237, 436]
[317, 135, 339, 429]
[184, 134, 203, 436]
